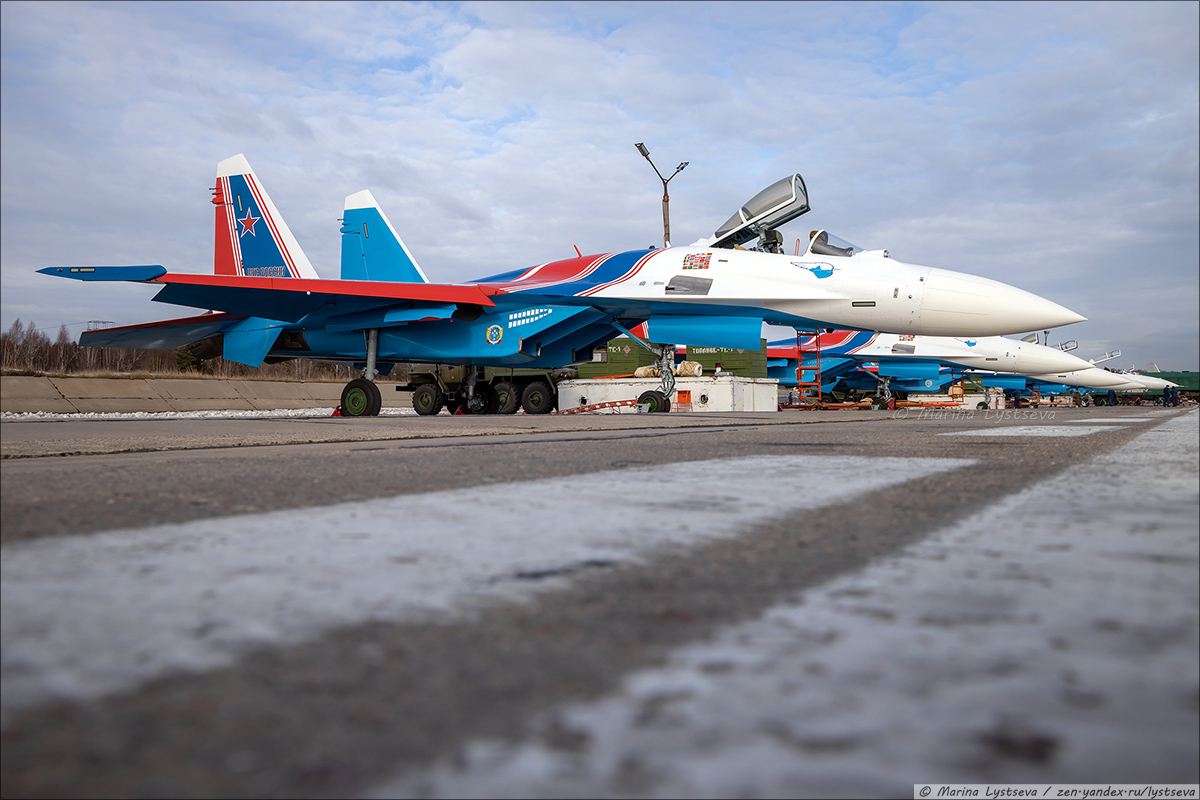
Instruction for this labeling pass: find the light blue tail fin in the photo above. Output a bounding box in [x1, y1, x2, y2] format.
[340, 190, 428, 283]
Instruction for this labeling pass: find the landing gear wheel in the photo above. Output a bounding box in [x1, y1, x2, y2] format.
[637, 390, 671, 413]
[493, 381, 520, 414]
[521, 381, 555, 415]
[466, 384, 499, 414]
[341, 378, 382, 417]
[977, 401, 988, 410]
[412, 383, 444, 416]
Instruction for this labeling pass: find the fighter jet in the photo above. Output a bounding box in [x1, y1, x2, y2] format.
[768, 329, 1099, 396]
[40, 159, 1086, 415]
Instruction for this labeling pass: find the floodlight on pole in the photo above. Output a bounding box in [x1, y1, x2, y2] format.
[634, 142, 688, 248]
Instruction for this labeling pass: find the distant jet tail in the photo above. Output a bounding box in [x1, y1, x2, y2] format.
[339, 190, 429, 283]
[212, 154, 319, 279]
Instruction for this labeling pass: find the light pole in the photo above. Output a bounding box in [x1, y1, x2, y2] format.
[635, 142, 687, 248]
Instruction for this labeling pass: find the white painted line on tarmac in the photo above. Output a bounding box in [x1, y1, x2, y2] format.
[370, 411, 1199, 797]
[940, 425, 1117, 437]
[0, 454, 972, 721]
[1064, 417, 1157, 423]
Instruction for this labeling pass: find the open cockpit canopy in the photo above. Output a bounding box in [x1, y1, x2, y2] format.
[711, 173, 810, 250]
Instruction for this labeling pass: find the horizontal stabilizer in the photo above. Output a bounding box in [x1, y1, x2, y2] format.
[78, 312, 246, 350]
[39, 265, 167, 282]
[646, 316, 763, 351]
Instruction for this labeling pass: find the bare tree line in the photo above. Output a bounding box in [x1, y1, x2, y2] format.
[1, 319, 369, 382]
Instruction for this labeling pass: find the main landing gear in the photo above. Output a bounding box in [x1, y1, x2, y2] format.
[341, 378, 382, 416]
[339, 328, 384, 417]
[411, 367, 507, 416]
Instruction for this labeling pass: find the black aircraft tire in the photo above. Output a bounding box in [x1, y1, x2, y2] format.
[493, 381, 520, 414]
[466, 385, 498, 415]
[412, 383, 444, 416]
[366, 381, 382, 415]
[637, 390, 671, 413]
[342, 378, 382, 417]
[521, 381, 554, 415]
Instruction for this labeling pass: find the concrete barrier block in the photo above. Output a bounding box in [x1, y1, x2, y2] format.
[70, 398, 174, 413]
[148, 379, 245, 400]
[230, 381, 314, 399]
[163, 399, 259, 412]
[383, 390, 412, 409]
[2, 376, 408, 414]
[51, 378, 157, 399]
[301, 383, 345, 402]
[1, 377, 78, 413]
[229, 380, 321, 410]
[2, 377, 64, 399]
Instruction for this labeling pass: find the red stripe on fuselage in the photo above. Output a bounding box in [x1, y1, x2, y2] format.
[580, 250, 658, 296]
[482, 254, 612, 293]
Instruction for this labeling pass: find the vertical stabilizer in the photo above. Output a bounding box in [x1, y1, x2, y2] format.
[340, 190, 429, 283]
[212, 155, 319, 279]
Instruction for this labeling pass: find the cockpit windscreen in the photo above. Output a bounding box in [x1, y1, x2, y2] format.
[806, 230, 862, 258]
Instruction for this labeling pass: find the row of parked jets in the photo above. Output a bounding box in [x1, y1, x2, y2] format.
[40, 155, 1177, 414]
[761, 329, 1178, 406]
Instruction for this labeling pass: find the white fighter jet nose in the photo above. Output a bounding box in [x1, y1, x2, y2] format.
[1016, 344, 1094, 375]
[1034, 367, 1142, 390]
[920, 269, 1086, 336]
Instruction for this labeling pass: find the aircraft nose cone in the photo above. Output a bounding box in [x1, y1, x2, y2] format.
[1017, 345, 1094, 375]
[1036, 367, 1139, 390]
[920, 269, 1086, 336]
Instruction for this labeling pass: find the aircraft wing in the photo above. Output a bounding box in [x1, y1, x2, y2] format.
[78, 312, 247, 350]
[39, 266, 499, 324]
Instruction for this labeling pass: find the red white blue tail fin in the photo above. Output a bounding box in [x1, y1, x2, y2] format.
[212, 154, 319, 279]
[339, 190, 429, 283]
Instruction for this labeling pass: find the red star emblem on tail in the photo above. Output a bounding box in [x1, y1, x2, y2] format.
[238, 208, 260, 237]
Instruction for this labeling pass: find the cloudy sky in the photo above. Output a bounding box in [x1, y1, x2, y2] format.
[2, 1, 1197, 370]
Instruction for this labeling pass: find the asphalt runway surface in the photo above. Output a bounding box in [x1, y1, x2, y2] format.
[2, 405, 1197, 797]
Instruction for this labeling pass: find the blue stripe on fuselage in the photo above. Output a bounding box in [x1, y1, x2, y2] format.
[496, 249, 654, 297]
